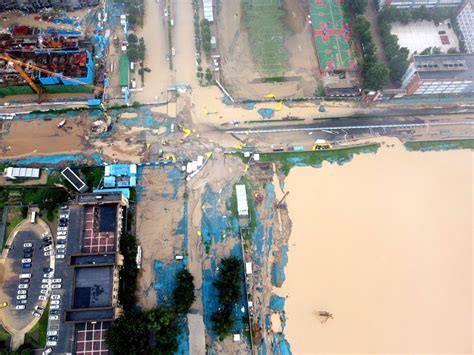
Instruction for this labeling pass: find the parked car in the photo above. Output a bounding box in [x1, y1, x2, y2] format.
[42, 347, 52, 354]
[57, 227, 67, 231]
[17, 290, 27, 295]
[19, 273, 31, 279]
[16, 295, 27, 300]
[56, 254, 65, 259]
[20, 279, 30, 284]
[15, 305, 26, 310]
[44, 246, 52, 252]
[40, 289, 49, 295]
[48, 315, 58, 321]
[51, 300, 60, 305]
[50, 305, 59, 310]
[44, 252, 52, 257]
[57, 236, 67, 241]
[47, 336, 58, 341]
[56, 249, 66, 254]
[35, 305, 44, 311]
[44, 273, 53, 278]
[23, 248, 33, 253]
[59, 217, 68, 224]
[51, 284, 61, 289]
[18, 284, 29, 289]
[52, 279, 62, 284]
[47, 330, 58, 336]
[32, 311, 41, 318]
[41, 284, 49, 289]
[57, 240, 66, 245]
[42, 279, 51, 284]
[43, 267, 53, 273]
[59, 213, 69, 218]
[23, 253, 33, 258]
[23, 243, 33, 248]
[42, 237, 51, 243]
[43, 241, 52, 247]
[46, 341, 57, 346]
[17, 299, 28, 305]
[49, 310, 60, 315]
[21, 258, 32, 263]
[51, 295, 61, 300]
[38, 295, 47, 301]
[21, 263, 32, 268]
[57, 231, 67, 236]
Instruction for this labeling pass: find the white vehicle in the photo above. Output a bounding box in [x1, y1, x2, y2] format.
[51, 300, 60, 305]
[57, 227, 67, 231]
[40, 289, 49, 295]
[49, 315, 59, 321]
[19, 273, 31, 279]
[57, 236, 67, 241]
[44, 251, 52, 257]
[56, 254, 65, 259]
[164, 8, 168, 17]
[23, 243, 33, 248]
[47, 330, 58, 336]
[171, 47, 176, 56]
[44, 246, 52, 252]
[52, 279, 62, 284]
[46, 341, 57, 347]
[51, 284, 61, 289]
[41, 284, 49, 289]
[30, 211, 37, 224]
[50, 305, 60, 310]
[18, 284, 29, 289]
[16, 295, 27, 300]
[32, 311, 41, 318]
[42, 348, 52, 354]
[17, 290, 27, 295]
[56, 244, 66, 249]
[15, 305, 26, 310]
[51, 295, 61, 300]
[59, 214, 69, 219]
[21, 258, 32, 263]
[42, 279, 51, 284]
[38, 295, 47, 301]
[44, 273, 53, 278]
[57, 231, 67, 236]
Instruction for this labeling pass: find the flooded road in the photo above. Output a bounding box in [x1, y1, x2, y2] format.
[279, 138, 473, 354]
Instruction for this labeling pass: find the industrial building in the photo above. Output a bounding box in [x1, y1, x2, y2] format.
[61, 167, 88, 192]
[378, 0, 463, 8]
[50, 191, 128, 353]
[236, 184, 249, 217]
[0, 0, 98, 12]
[457, 0, 474, 53]
[401, 53, 474, 95]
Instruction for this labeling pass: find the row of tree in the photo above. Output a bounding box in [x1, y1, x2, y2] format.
[124, 0, 145, 27]
[354, 17, 389, 90]
[377, 5, 455, 25]
[343, 0, 368, 15]
[127, 34, 146, 64]
[211, 256, 243, 338]
[200, 19, 212, 54]
[106, 269, 195, 355]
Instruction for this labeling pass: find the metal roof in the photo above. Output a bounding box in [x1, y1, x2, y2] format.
[236, 184, 249, 216]
[414, 53, 474, 80]
[4, 167, 40, 178]
[203, 0, 214, 22]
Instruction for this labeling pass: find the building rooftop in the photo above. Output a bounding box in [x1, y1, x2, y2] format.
[73, 266, 113, 308]
[413, 53, 474, 80]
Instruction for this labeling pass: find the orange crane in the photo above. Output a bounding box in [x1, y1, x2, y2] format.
[0, 52, 103, 102]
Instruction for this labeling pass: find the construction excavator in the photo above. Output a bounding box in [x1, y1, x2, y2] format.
[0, 52, 104, 103]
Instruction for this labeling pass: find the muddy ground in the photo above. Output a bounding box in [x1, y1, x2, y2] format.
[216, 0, 320, 99]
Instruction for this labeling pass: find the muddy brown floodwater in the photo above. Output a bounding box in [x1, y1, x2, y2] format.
[278, 138, 473, 354]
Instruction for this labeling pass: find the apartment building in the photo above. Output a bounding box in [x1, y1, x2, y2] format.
[456, 0, 474, 53]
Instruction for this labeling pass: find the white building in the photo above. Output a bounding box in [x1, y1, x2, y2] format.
[379, 0, 463, 9]
[236, 184, 249, 217]
[4, 167, 40, 180]
[457, 0, 474, 53]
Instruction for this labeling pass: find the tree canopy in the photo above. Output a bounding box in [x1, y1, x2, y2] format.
[172, 269, 195, 315]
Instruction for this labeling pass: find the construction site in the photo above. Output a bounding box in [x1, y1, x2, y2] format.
[0, 6, 105, 102]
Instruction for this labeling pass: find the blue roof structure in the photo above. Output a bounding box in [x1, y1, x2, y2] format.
[103, 176, 116, 188]
[104, 164, 137, 187]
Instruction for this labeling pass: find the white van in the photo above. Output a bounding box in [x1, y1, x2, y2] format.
[21, 258, 32, 263]
[30, 211, 36, 224]
[19, 273, 31, 279]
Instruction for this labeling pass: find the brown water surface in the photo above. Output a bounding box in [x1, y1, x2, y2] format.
[279, 138, 473, 354]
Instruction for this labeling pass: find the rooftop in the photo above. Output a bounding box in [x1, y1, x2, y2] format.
[413, 53, 474, 80]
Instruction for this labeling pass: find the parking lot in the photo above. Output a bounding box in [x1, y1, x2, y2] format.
[0, 221, 53, 331]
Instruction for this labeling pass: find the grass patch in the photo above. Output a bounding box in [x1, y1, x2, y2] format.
[0, 325, 10, 343]
[6, 215, 24, 240]
[25, 302, 49, 348]
[257, 144, 381, 175]
[404, 139, 474, 152]
[263, 77, 285, 83]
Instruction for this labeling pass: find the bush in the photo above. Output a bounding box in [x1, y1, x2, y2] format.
[200, 19, 211, 54]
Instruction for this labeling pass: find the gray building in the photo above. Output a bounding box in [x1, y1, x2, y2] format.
[457, 0, 474, 53]
[0, 0, 98, 12]
[401, 53, 474, 95]
[379, 0, 463, 9]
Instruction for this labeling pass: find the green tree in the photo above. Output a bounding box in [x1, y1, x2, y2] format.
[211, 307, 235, 338]
[205, 68, 213, 82]
[172, 269, 195, 315]
[106, 310, 149, 355]
[345, 0, 368, 15]
[147, 307, 181, 354]
[118, 234, 139, 311]
[138, 38, 146, 62]
[200, 19, 211, 53]
[364, 62, 390, 90]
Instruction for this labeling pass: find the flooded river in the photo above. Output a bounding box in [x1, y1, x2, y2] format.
[279, 138, 473, 354]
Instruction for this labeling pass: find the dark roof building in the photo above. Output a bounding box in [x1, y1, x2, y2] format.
[401, 53, 474, 95]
